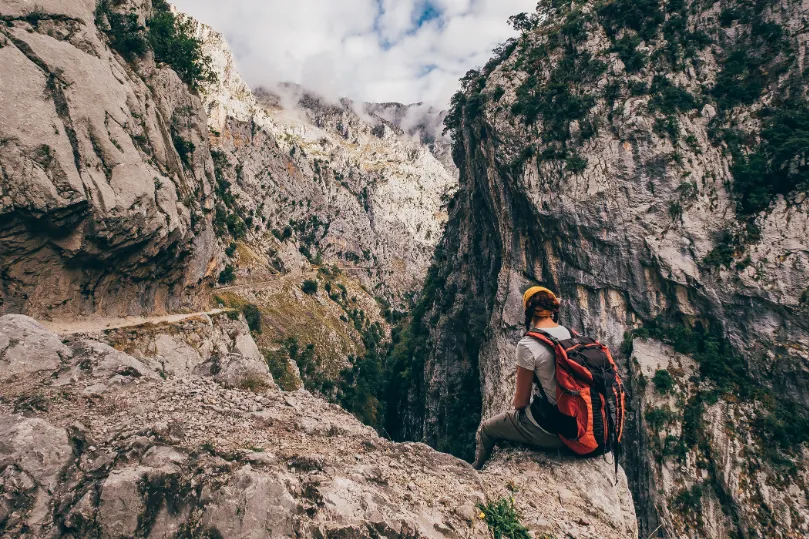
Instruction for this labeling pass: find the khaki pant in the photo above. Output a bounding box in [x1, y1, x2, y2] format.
[473, 408, 563, 469]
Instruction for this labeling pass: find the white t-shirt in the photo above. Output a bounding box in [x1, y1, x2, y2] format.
[516, 325, 571, 427]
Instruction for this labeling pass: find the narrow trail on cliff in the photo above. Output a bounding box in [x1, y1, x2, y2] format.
[41, 309, 235, 336]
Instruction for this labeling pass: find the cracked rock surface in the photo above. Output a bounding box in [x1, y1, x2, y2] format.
[0, 0, 219, 319]
[0, 314, 637, 538]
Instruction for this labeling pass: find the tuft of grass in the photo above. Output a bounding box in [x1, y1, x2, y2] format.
[477, 498, 531, 539]
[237, 373, 270, 393]
[262, 348, 300, 391]
[645, 405, 677, 434]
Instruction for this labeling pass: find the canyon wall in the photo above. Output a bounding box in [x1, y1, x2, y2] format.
[0, 0, 220, 319]
[397, 0, 809, 536]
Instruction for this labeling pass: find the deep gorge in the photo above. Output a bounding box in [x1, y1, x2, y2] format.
[1, 0, 808, 537]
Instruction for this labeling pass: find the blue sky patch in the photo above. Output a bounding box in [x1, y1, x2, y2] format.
[416, 3, 442, 27]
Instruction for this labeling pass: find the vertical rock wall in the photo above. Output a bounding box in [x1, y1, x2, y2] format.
[0, 0, 219, 319]
[406, 0, 809, 536]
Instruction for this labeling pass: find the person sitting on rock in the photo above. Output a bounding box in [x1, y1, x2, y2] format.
[472, 286, 567, 469]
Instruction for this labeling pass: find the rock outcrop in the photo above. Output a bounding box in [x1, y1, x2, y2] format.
[0, 314, 638, 538]
[0, 0, 219, 319]
[193, 21, 458, 302]
[395, 0, 809, 537]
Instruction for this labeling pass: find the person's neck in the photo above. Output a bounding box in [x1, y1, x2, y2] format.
[533, 317, 558, 329]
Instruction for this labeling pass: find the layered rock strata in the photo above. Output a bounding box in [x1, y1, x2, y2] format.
[0, 0, 219, 319]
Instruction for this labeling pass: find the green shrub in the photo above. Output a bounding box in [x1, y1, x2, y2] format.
[597, 0, 664, 42]
[754, 397, 809, 450]
[95, 1, 148, 61]
[508, 12, 539, 32]
[224, 243, 237, 257]
[565, 155, 588, 174]
[653, 116, 679, 141]
[242, 303, 262, 334]
[668, 201, 683, 220]
[262, 349, 298, 391]
[96, 1, 215, 91]
[217, 264, 235, 284]
[703, 230, 736, 268]
[712, 49, 767, 109]
[673, 484, 704, 513]
[648, 76, 697, 115]
[629, 80, 648, 96]
[301, 279, 318, 295]
[712, 4, 789, 111]
[148, 1, 216, 91]
[645, 406, 676, 433]
[477, 498, 530, 539]
[612, 34, 646, 72]
[653, 369, 675, 393]
[730, 103, 809, 216]
[511, 50, 603, 143]
[171, 129, 195, 167]
[225, 213, 247, 239]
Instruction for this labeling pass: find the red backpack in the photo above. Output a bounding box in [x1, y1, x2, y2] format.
[526, 330, 626, 458]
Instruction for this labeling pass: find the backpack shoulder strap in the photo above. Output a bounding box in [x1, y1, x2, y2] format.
[524, 330, 559, 347]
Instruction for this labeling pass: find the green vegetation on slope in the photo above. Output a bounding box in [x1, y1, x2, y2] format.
[629, 320, 809, 461]
[446, 0, 807, 229]
[96, 0, 216, 91]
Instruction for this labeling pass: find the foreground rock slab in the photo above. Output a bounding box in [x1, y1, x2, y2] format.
[0, 315, 637, 538]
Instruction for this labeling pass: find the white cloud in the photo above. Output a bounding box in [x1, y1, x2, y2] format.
[172, 0, 536, 108]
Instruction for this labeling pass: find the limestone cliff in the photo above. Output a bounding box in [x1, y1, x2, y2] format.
[0, 0, 219, 319]
[0, 2, 640, 537]
[397, 0, 809, 537]
[192, 21, 457, 303]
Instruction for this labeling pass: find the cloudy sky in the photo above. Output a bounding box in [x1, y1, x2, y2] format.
[172, 0, 536, 108]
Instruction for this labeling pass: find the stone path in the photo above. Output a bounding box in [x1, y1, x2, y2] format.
[41, 309, 234, 335]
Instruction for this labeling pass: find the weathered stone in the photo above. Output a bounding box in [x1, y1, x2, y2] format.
[0, 314, 70, 381]
[97, 466, 147, 537]
[193, 20, 457, 303]
[0, 416, 73, 535]
[415, 1, 809, 536]
[200, 465, 297, 538]
[0, 318, 637, 538]
[0, 0, 219, 319]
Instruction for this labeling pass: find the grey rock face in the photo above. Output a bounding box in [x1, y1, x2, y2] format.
[0, 315, 70, 380]
[632, 338, 809, 537]
[0, 316, 637, 538]
[409, 1, 809, 537]
[0, 0, 219, 319]
[192, 22, 458, 303]
[0, 416, 73, 536]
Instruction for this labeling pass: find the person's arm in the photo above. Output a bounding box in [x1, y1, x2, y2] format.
[513, 366, 534, 409]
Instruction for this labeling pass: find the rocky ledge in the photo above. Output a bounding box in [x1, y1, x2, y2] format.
[0, 314, 636, 538]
